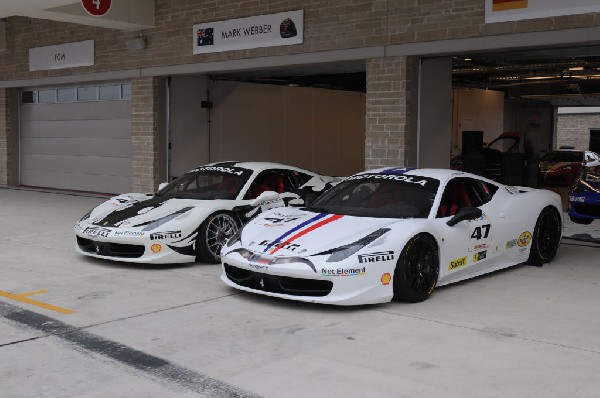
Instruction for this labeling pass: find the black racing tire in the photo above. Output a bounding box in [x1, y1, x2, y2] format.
[528, 206, 562, 265]
[569, 216, 593, 225]
[393, 234, 439, 303]
[195, 211, 241, 264]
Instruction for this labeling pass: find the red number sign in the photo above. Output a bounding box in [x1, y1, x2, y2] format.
[81, 0, 112, 17]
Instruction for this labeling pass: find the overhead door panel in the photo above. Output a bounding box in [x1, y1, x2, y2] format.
[20, 85, 132, 193]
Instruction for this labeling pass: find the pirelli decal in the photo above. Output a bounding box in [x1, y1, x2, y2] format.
[448, 256, 467, 271]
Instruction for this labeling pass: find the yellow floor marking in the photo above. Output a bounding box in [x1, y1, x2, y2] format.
[0, 290, 75, 314]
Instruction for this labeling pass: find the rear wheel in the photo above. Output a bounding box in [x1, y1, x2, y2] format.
[528, 206, 561, 264]
[196, 211, 240, 263]
[569, 216, 593, 225]
[393, 234, 439, 303]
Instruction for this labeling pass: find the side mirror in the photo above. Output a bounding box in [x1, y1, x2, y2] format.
[250, 190, 280, 207]
[446, 207, 483, 227]
[158, 182, 168, 191]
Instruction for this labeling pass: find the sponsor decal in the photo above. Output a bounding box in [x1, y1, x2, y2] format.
[357, 251, 395, 264]
[380, 167, 415, 175]
[193, 166, 244, 175]
[569, 196, 585, 203]
[258, 240, 300, 252]
[506, 239, 517, 249]
[472, 243, 490, 252]
[150, 231, 182, 241]
[74, 223, 84, 233]
[473, 250, 487, 262]
[448, 256, 468, 271]
[321, 267, 366, 277]
[113, 230, 146, 238]
[518, 231, 532, 247]
[381, 273, 392, 285]
[346, 173, 429, 187]
[84, 227, 111, 238]
[262, 213, 344, 255]
[150, 244, 162, 253]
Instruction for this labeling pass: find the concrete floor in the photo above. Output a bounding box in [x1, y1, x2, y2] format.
[1, 188, 599, 398]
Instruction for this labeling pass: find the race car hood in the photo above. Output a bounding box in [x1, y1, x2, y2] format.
[85, 193, 225, 230]
[239, 207, 398, 256]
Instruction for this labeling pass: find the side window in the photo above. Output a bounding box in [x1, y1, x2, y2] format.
[437, 178, 495, 218]
[245, 170, 290, 199]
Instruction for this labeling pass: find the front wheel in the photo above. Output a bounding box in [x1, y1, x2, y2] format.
[393, 234, 439, 303]
[196, 211, 240, 263]
[528, 206, 561, 264]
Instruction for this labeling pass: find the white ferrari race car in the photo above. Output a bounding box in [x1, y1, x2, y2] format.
[75, 162, 332, 264]
[221, 168, 563, 305]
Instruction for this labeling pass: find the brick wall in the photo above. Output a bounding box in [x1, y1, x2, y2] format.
[131, 77, 159, 193]
[365, 56, 410, 169]
[2, 1, 600, 82]
[556, 113, 600, 151]
[0, 89, 10, 186]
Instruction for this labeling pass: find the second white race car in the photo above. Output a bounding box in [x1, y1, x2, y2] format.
[221, 168, 563, 305]
[75, 162, 332, 264]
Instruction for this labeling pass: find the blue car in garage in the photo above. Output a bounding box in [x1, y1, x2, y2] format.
[568, 163, 600, 225]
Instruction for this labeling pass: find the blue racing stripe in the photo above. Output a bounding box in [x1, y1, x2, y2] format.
[262, 212, 328, 253]
[381, 167, 415, 174]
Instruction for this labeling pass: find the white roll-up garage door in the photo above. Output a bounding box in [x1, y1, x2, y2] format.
[20, 83, 132, 194]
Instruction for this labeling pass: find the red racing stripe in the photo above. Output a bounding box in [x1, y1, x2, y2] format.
[269, 214, 344, 254]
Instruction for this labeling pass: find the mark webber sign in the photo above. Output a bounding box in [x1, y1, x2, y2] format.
[81, 0, 112, 17]
[193, 10, 303, 55]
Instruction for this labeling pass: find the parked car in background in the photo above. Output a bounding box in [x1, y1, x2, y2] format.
[568, 163, 600, 225]
[538, 149, 600, 187]
[75, 162, 333, 264]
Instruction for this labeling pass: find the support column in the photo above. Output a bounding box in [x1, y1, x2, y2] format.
[0, 88, 11, 186]
[131, 76, 160, 193]
[365, 56, 412, 170]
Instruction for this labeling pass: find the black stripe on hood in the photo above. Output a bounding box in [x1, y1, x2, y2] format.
[94, 196, 169, 227]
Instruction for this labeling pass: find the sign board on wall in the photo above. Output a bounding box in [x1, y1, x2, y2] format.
[193, 10, 303, 55]
[29, 40, 94, 72]
[486, 0, 600, 23]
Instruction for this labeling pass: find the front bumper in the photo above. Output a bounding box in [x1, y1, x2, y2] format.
[220, 249, 395, 306]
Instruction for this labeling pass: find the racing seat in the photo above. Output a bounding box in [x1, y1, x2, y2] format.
[249, 173, 285, 199]
[437, 182, 473, 217]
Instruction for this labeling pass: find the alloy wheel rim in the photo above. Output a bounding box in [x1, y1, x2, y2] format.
[205, 214, 238, 258]
[404, 241, 438, 294]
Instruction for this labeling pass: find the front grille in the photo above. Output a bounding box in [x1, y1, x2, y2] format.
[574, 203, 600, 217]
[224, 264, 333, 297]
[77, 236, 145, 258]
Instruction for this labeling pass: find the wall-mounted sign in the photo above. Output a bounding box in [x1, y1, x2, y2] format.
[29, 40, 94, 72]
[81, 0, 112, 17]
[485, 0, 600, 23]
[193, 10, 303, 55]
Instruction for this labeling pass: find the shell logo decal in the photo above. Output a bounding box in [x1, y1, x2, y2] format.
[151, 244, 162, 253]
[517, 231, 532, 247]
[381, 273, 392, 285]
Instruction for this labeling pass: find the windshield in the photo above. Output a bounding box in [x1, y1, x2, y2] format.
[307, 173, 440, 218]
[157, 166, 252, 199]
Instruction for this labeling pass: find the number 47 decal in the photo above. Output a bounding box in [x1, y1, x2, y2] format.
[471, 224, 491, 240]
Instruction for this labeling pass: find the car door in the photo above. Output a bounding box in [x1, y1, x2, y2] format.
[435, 177, 499, 280]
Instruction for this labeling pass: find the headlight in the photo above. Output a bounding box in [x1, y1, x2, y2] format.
[79, 210, 93, 222]
[323, 228, 391, 263]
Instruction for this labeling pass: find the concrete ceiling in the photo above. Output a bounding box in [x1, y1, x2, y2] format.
[0, 0, 154, 31]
